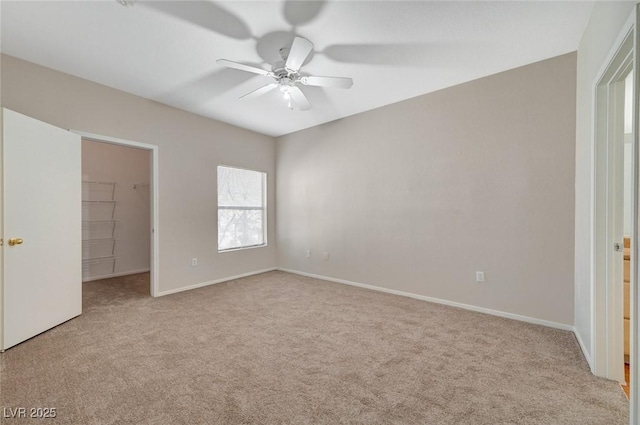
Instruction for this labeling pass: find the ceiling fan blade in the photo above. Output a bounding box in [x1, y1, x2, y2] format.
[285, 37, 313, 72]
[300, 75, 353, 89]
[239, 83, 279, 99]
[217, 59, 273, 77]
[289, 86, 311, 111]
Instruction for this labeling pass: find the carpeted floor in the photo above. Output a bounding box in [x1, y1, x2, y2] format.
[0, 271, 629, 424]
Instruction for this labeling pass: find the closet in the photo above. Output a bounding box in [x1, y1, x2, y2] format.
[81, 139, 151, 285]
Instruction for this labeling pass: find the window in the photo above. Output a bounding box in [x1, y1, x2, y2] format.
[217, 166, 266, 251]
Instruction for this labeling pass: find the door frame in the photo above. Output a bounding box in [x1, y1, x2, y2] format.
[593, 27, 632, 383]
[72, 130, 160, 297]
[1, 109, 5, 348]
[592, 7, 639, 422]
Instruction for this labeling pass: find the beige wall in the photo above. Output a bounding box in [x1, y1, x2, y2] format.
[277, 53, 577, 325]
[82, 140, 151, 279]
[574, 2, 636, 362]
[0, 54, 276, 294]
[0, 32, 603, 332]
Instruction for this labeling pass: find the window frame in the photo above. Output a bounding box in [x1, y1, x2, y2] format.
[216, 165, 267, 253]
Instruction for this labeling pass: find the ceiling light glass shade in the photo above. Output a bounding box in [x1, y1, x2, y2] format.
[280, 85, 292, 102]
[279, 86, 293, 110]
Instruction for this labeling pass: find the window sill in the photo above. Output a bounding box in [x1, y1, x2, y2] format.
[218, 244, 267, 254]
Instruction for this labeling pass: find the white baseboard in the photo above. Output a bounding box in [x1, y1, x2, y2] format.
[277, 267, 575, 332]
[82, 268, 151, 283]
[155, 267, 277, 297]
[573, 328, 593, 370]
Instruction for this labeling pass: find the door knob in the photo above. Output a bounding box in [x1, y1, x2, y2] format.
[8, 238, 23, 246]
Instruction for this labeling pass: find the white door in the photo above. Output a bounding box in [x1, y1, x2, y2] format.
[2, 108, 82, 350]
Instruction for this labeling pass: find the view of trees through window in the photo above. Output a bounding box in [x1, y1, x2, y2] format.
[217, 166, 266, 251]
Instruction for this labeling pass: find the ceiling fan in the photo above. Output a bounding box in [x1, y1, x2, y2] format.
[217, 36, 353, 111]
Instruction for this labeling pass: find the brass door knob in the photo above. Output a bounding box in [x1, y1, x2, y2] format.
[8, 238, 23, 246]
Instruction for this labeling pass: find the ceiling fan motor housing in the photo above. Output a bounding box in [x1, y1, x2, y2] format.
[273, 61, 300, 82]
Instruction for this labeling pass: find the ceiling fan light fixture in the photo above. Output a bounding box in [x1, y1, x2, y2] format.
[218, 36, 352, 111]
[280, 86, 294, 110]
[280, 85, 291, 98]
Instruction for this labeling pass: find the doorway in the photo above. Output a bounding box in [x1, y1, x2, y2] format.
[81, 139, 152, 294]
[74, 131, 160, 297]
[0, 111, 161, 351]
[592, 14, 637, 418]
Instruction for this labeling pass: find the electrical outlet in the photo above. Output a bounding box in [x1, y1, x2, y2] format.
[323, 252, 329, 261]
[476, 271, 485, 282]
[305, 250, 311, 258]
[191, 258, 198, 267]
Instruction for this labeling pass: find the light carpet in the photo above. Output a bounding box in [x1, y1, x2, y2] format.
[0, 271, 629, 424]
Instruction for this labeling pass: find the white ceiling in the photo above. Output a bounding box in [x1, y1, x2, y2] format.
[0, 0, 594, 137]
